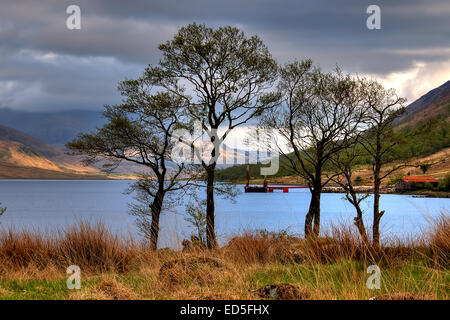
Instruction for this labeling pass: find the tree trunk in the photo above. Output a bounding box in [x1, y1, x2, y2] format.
[347, 188, 369, 244]
[354, 206, 369, 244]
[372, 162, 382, 247]
[206, 164, 217, 249]
[305, 183, 322, 237]
[149, 189, 164, 250]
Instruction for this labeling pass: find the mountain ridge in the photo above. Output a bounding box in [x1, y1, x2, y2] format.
[0, 125, 103, 179]
[396, 80, 450, 127]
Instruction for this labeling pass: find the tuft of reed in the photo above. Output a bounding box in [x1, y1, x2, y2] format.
[0, 221, 138, 274]
[0, 215, 447, 300]
[426, 214, 450, 267]
[222, 230, 295, 264]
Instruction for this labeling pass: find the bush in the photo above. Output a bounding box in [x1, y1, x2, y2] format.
[388, 175, 403, 185]
[438, 174, 450, 191]
[424, 182, 435, 190]
[354, 176, 363, 185]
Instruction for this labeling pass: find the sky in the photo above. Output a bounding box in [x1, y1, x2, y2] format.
[0, 0, 449, 113]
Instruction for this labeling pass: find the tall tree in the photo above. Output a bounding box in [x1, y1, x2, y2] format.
[145, 23, 278, 248]
[359, 79, 407, 247]
[67, 80, 194, 250]
[259, 61, 365, 237]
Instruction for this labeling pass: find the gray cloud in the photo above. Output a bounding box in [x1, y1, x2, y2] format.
[0, 0, 449, 111]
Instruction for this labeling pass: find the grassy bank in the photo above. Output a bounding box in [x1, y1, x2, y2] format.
[0, 218, 448, 300]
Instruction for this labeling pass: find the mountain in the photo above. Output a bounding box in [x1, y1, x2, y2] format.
[0, 125, 104, 179]
[0, 108, 257, 168]
[0, 108, 104, 146]
[396, 80, 450, 127]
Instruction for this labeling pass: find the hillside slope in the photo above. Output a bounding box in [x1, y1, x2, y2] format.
[396, 80, 450, 127]
[0, 125, 104, 179]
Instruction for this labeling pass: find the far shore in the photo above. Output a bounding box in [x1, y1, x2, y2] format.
[1, 176, 449, 198]
[224, 178, 450, 198]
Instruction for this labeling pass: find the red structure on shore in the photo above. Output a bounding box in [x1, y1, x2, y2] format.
[244, 166, 309, 193]
[402, 176, 438, 184]
[397, 176, 439, 190]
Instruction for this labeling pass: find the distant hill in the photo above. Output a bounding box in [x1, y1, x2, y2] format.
[0, 108, 104, 146]
[396, 80, 450, 127]
[0, 125, 104, 179]
[0, 108, 259, 169]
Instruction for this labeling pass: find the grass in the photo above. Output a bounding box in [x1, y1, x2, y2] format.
[0, 216, 448, 300]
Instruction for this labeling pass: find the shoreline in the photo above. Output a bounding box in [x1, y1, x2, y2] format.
[1, 177, 449, 198]
[227, 179, 450, 198]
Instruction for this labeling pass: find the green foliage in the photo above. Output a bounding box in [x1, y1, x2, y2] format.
[438, 174, 450, 191]
[0, 279, 70, 300]
[419, 163, 431, 174]
[388, 175, 403, 185]
[424, 182, 435, 190]
[185, 195, 207, 245]
[257, 228, 291, 240]
[354, 176, 363, 185]
[0, 203, 5, 218]
[395, 118, 450, 159]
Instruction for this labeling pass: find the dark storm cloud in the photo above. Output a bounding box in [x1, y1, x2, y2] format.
[0, 0, 449, 111]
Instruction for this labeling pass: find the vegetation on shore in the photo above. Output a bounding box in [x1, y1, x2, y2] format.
[0, 217, 447, 300]
[216, 115, 450, 184]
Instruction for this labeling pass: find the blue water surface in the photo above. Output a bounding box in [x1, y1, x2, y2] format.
[0, 180, 448, 248]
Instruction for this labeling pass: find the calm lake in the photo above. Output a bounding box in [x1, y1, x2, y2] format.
[0, 180, 448, 248]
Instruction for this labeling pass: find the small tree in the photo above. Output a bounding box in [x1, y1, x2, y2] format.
[0, 203, 6, 218]
[146, 23, 279, 248]
[67, 83, 195, 250]
[419, 160, 443, 174]
[358, 79, 407, 247]
[328, 147, 370, 244]
[419, 163, 431, 174]
[259, 61, 366, 237]
[184, 194, 207, 246]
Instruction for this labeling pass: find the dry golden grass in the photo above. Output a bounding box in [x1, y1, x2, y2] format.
[0, 215, 448, 300]
[0, 221, 138, 275]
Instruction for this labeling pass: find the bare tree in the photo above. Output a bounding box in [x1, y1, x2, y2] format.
[328, 147, 370, 244]
[259, 61, 366, 237]
[358, 79, 407, 247]
[145, 23, 279, 248]
[67, 79, 196, 250]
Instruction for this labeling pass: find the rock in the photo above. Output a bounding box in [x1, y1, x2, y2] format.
[255, 284, 309, 300]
